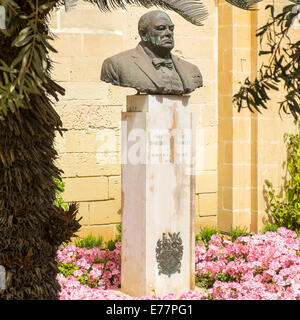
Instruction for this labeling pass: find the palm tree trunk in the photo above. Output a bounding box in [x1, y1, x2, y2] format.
[0, 0, 81, 300]
[0, 92, 81, 299]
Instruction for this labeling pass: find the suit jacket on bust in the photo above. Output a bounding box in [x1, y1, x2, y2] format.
[101, 43, 203, 95]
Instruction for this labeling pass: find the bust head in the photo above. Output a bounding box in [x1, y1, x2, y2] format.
[138, 10, 175, 58]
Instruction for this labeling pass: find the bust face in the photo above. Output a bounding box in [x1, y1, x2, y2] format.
[141, 12, 175, 55]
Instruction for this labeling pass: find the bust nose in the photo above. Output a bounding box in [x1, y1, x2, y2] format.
[164, 27, 173, 37]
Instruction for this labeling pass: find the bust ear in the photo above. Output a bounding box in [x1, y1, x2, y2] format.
[139, 30, 148, 43]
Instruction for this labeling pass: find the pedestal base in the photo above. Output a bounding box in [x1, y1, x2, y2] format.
[121, 95, 195, 297]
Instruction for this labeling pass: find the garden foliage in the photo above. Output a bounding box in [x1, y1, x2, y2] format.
[195, 227, 219, 247]
[75, 234, 104, 250]
[105, 223, 122, 251]
[229, 225, 248, 242]
[195, 226, 249, 246]
[265, 131, 300, 234]
[233, 3, 300, 120]
[56, 228, 299, 300]
[57, 242, 122, 294]
[54, 178, 69, 211]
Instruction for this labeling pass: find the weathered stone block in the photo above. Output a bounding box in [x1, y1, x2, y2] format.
[60, 8, 125, 30]
[88, 106, 122, 129]
[195, 216, 217, 233]
[75, 224, 118, 243]
[91, 200, 121, 225]
[56, 152, 121, 178]
[54, 104, 90, 130]
[51, 33, 82, 57]
[63, 177, 108, 202]
[60, 82, 110, 103]
[196, 171, 217, 193]
[68, 57, 102, 82]
[76, 202, 91, 226]
[197, 193, 218, 216]
[174, 37, 215, 60]
[109, 176, 121, 200]
[83, 34, 123, 58]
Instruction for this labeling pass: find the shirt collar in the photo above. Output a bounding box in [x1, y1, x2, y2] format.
[140, 42, 172, 61]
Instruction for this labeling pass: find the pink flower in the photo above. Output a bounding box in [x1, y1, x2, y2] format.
[56, 227, 300, 300]
[106, 261, 116, 270]
[209, 235, 223, 247]
[103, 271, 112, 279]
[73, 269, 85, 277]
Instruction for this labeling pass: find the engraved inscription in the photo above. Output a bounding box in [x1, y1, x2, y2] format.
[149, 130, 191, 164]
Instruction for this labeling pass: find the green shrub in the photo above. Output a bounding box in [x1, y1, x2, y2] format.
[260, 223, 279, 234]
[195, 272, 215, 289]
[73, 224, 121, 250]
[264, 131, 300, 233]
[58, 262, 99, 288]
[53, 177, 69, 211]
[104, 223, 122, 250]
[195, 226, 219, 247]
[58, 263, 80, 278]
[230, 226, 248, 242]
[75, 234, 104, 249]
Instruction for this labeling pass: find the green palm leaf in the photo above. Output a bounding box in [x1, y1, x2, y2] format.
[64, 0, 208, 26]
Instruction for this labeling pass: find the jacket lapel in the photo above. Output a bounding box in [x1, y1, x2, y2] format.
[131, 44, 165, 89]
[131, 44, 192, 92]
[172, 55, 192, 92]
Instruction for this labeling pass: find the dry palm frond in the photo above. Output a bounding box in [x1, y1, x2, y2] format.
[225, 0, 263, 10]
[66, 0, 208, 26]
[156, 0, 208, 26]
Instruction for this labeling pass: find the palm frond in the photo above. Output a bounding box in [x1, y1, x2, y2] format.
[65, 0, 208, 26]
[158, 0, 208, 26]
[225, 0, 263, 10]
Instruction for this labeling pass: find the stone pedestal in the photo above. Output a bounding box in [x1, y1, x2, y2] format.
[121, 95, 195, 297]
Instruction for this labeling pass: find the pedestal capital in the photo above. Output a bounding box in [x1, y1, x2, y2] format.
[126, 94, 191, 112]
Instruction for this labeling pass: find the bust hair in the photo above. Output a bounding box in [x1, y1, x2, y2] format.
[138, 10, 171, 37]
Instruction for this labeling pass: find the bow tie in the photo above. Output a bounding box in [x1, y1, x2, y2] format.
[152, 58, 174, 70]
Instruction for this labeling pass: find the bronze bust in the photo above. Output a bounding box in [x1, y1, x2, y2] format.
[101, 10, 203, 95]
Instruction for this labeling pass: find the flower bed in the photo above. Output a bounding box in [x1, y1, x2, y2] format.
[56, 228, 300, 300]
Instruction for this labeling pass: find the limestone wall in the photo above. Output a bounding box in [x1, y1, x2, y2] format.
[50, 1, 218, 241]
[50, 0, 298, 241]
[217, 0, 299, 233]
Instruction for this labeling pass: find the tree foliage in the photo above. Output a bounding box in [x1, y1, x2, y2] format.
[0, 0, 65, 121]
[233, 3, 300, 120]
[265, 127, 300, 233]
